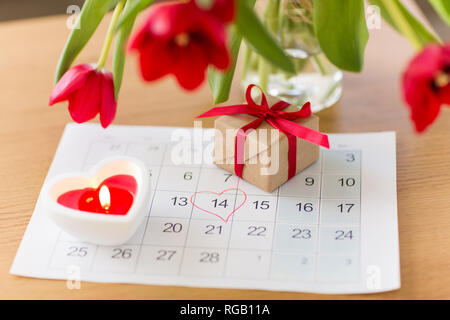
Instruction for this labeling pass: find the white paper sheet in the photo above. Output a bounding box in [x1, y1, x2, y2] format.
[10, 124, 400, 294]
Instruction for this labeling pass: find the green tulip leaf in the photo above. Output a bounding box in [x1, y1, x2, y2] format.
[54, 0, 121, 83]
[113, 1, 139, 99]
[314, 0, 369, 72]
[369, 0, 440, 45]
[208, 26, 243, 105]
[207, 0, 257, 105]
[115, 0, 154, 32]
[429, 0, 450, 26]
[235, 0, 295, 74]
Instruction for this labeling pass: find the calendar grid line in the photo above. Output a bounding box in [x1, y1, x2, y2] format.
[357, 149, 363, 282]
[221, 176, 241, 277]
[267, 182, 281, 280]
[48, 139, 100, 273]
[85, 141, 124, 272]
[313, 150, 325, 282]
[145, 215, 357, 225]
[132, 143, 169, 274]
[176, 158, 204, 276]
[46, 134, 367, 287]
[51, 240, 361, 259]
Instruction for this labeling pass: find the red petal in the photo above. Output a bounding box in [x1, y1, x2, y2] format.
[129, 2, 189, 52]
[209, 43, 230, 70]
[402, 72, 442, 133]
[67, 71, 102, 123]
[402, 44, 450, 132]
[128, 20, 151, 52]
[404, 45, 445, 82]
[99, 71, 117, 128]
[191, 0, 235, 23]
[439, 84, 450, 105]
[442, 43, 450, 66]
[410, 93, 441, 133]
[139, 40, 173, 81]
[172, 41, 208, 90]
[210, 0, 235, 23]
[49, 64, 94, 105]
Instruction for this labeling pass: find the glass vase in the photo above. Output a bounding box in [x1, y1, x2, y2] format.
[241, 0, 343, 112]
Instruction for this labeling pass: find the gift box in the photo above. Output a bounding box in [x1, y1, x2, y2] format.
[198, 85, 329, 192]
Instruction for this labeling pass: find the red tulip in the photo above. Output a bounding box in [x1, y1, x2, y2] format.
[195, 0, 235, 23]
[129, 1, 231, 90]
[402, 43, 450, 132]
[49, 64, 117, 128]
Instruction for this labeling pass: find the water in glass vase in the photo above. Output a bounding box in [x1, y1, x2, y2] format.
[241, 0, 343, 113]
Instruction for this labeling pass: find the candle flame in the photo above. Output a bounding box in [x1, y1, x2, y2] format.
[99, 185, 111, 210]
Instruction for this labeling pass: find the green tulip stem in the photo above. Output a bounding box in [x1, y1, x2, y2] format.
[97, 0, 126, 69]
[258, 0, 281, 91]
[312, 54, 328, 76]
[383, 0, 424, 51]
[242, 42, 252, 80]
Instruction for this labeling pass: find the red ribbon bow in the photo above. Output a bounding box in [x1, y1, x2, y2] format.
[197, 85, 330, 179]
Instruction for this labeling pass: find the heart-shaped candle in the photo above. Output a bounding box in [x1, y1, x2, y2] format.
[57, 175, 137, 215]
[44, 157, 150, 245]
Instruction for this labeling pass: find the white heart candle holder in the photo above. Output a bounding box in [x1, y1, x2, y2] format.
[44, 156, 151, 246]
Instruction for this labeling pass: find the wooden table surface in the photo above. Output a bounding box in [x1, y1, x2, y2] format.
[1, 11, 450, 300]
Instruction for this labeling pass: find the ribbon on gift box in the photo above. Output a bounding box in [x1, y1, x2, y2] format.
[197, 85, 330, 179]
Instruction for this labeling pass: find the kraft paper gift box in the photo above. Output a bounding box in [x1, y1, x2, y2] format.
[212, 95, 321, 193]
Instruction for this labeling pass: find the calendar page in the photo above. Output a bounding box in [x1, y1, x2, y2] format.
[10, 123, 400, 294]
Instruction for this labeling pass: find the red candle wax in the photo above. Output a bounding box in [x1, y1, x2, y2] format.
[57, 175, 137, 215]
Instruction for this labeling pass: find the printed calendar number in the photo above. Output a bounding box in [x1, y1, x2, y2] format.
[144, 218, 188, 246]
[50, 242, 97, 270]
[163, 222, 183, 233]
[280, 174, 320, 198]
[148, 145, 160, 151]
[322, 150, 361, 173]
[317, 255, 360, 282]
[229, 222, 274, 250]
[335, 230, 354, 240]
[171, 196, 188, 206]
[253, 200, 270, 210]
[156, 249, 177, 261]
[346, 152, 356, 162]
[274, 224, 317, 252]
[199, 251, 220, 263]
[224, 173, 233, 182]
[296, 202, 314, 213]
[111, 248, 133, 259]
[180, 248, 226, 276]
[319, 227, 359, 254]
[186, 220, 230, 248]
[305, 177, 315, 186]
[278, 198, 319, 224]
[205, 225, 223, 235]
[248, 226, 267, 236]
[337, 203, 355, 213]
[92, 246, 140, 273]
[157, 167, 200, 192]
[320, 199, 360, 225]
[136, 246, 183, 275]
[292, 228, 312, 239]
[212, 198, 229, 208]
[322, 175, 360, 199]
[225, 250, 271, 278]
[197, 168, 239, 191]
[270, 253, 315, 280]
[233, 195, 276, 222]
[67, 246, 89, 257]
[339, 177, 356, 187]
